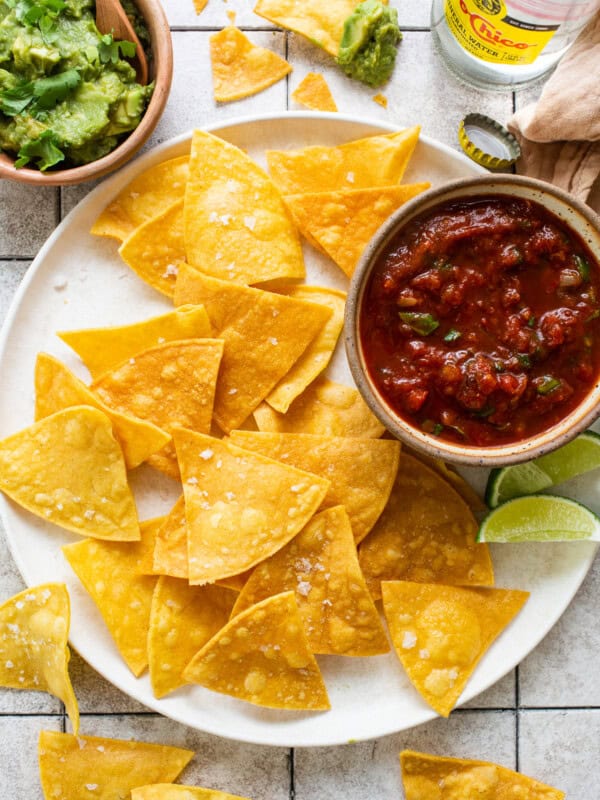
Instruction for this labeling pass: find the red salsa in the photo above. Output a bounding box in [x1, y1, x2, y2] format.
[360, 195, 600, 446]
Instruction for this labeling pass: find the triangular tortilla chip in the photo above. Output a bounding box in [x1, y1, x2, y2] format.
[210, 26, 292, 102]
[174, 265, 332, 432]
[266, 285, 346, 414]
[58, 305, 212, 381]
[62, 521, 159, 676]
[92, 339, 224, 479]
[90, 156, 190, 242]
[174, 428, 330, 584]
[291, 72, 337, 112]
[0, 583, 79, 734]
[358, 453, 494, 600]
[193, 0, 207, 12]
[404, 447, 488, 513]
[119, 200, 185, 298]
[232, 506, 389, 656]
[266, 126, 421, 194]
[382, 581, 529, 717]
[253, 376, 385, 438]
[229, 431, 399, 544]
[38, 730, 194, 800]
[183, 130, 304, 285]
[133, 787, 251, 800]
[284, 183, 430, 278]
[148, 576, 237, 698]
[35, 353, 171, 471]
[0, 406, 139, 541]
[400, 750, 565, 800]
[184, 591, 330, 710]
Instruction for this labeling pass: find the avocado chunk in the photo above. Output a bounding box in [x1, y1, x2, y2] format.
[337, 0, 402, 87]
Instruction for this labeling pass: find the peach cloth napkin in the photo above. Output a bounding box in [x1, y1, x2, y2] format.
[507, 11, 600, 213]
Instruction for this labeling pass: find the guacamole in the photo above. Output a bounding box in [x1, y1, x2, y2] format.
[0, 0, 153, 170]
[337, 0, 402, 87]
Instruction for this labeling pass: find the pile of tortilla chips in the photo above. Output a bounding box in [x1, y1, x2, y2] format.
[0, 126, 530, 720]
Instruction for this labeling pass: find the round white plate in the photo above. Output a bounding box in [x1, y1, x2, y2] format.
[0, 112, 597, 747]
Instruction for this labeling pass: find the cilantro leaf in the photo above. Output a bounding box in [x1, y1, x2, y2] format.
[98, 33, 137, 64]
[0, 81, 35, 116]
[13, 0, 66, 43]
[32, 68, 81, 110]
[14, 130, 65, 171]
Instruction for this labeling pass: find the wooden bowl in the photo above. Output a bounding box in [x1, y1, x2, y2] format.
[0, 0, 173, 186]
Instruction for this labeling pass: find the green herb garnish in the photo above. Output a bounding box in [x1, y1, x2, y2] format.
[517, 353, 532, 368]
[0, 82, 35, 116]
[0, 69, 81, 118]
[527, 316, 536, 329]
[574, 254, 590, 282]
[14, 129, 65, 171]
[443, 328, 461, 343]
[98, 33, 137, 65]
[537, 376, 560, 395]
[399, 311, 439, 336]
[12, 0, 66, 42]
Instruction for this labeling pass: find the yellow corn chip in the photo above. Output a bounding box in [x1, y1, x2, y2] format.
[266, 126, 420, 194]
[358, 453, 494, 600]
[229, 431, 399, 544]
[91, 156, 190, 242]
[193, 0, 207, 12]
[292, 72, 338, 112]
[38, 730, 194, 800]
[405, 447, 488, 513]
[284, 183, 431, 278]
[133, 787, 251, 800]
[382, 581, 529, 717]
[0, 583, 79, 734]
[210, 27, 292, 102]
[400, 750, 565, 800]
[119, 200, 185, 298]
[58, 305, 212, 381]
[148, 576, 237, 698]
[266, 285, 346, 413]
[373, 93, 388, 107]
[62, 521, 159, 676]
[0, 406, 139, 541]
[174, 265, 332, 432]
[184, 130, 304, 285]
[232, 506, 389, 656]
[173, 428, 330, 585]
[253, 376, 385, 438]
[35, 353, 171, 471]
[136, 516, 167, 575]
[93, 339, 224, 479]
[184, 591, 330, 710]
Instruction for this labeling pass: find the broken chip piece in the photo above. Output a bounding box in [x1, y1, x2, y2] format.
[132, 786, 252, 800]
[291, 72, 338, 111]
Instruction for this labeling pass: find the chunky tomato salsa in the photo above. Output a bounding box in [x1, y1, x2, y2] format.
[360, 195, 600, 446]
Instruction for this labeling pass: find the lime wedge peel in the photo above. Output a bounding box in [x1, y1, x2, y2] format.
[477, 494, 600, 543]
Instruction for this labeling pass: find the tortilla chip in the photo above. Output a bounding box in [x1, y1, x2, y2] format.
[38, 730, 194, 800]
[62, 520, 160, 675]
[173, 428, 330, 585]
[358, 453, 494, 600]
[91, 156, 190, 242]
[404, 449, 488, 514]
[183, 591, 330, 710]
[254, 376, 385, 438]
[92, 339, 224, 479]
[35, 353, 171, 471]
[58, 305, 212, 381]
[284, 183, 431, 278]
[229, 431, 399, 544]
[174, 265, 332, 432]
[382, 581, 529, 716]
[292, 72, 338, 112]
[133, 787, 251, 800]
[266, 126, 421, 194]
[373, 93, 388, 108]
[232, 506, 389, 656]
[210, 26, 292, 102]
[254, 0, 362, 56]
[148, 576, 237, 698]
[193, 0, 207, 12]
[183, 130, 304, 285]
[0, 583, 79, 734]
[118, 200, 185, 298]
[0, 406, 139, 541]
[400, 751, 565, 800]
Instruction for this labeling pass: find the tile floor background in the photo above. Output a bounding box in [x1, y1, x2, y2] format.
[1, 1, 599, 797]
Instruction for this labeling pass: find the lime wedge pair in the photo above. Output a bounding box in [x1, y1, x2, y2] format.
[478, 431, 600, 543]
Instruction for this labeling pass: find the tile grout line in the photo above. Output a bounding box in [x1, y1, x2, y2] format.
[289, 747, 295, 800]
[515, 664, 521, 772]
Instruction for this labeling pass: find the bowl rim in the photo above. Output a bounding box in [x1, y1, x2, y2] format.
[0, 0, 173, 187]
[345, 173, 600, 467]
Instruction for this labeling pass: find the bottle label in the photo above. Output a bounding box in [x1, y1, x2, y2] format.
[444, 0, 559, 65]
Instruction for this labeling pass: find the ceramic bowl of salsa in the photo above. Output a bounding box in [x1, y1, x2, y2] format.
[345, 175, 600, 467]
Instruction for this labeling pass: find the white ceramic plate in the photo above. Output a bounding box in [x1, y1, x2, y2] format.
[0, 113, 597, 747]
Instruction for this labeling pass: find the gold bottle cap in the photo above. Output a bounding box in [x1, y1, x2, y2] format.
[458, 113, 521, 171]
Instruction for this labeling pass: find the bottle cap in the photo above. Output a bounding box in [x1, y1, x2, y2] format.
[458, 113, 521, 170]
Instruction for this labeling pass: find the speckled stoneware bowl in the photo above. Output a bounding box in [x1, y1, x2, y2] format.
[0, 0, 172, 186]
[345, 174, 600, 467]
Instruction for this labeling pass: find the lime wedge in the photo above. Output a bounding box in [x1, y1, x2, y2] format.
[477, 495, 600, 543]
[485, 431, 600, 508]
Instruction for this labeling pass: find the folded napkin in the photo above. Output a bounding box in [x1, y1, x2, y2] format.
[507, 11, 600, 213]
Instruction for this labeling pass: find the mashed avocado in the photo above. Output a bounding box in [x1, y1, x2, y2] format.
[0, 0, 153, 170]
[337, 0, 402, 87]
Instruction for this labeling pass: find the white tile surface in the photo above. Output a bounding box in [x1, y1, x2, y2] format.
[0, 716, 62, 800]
